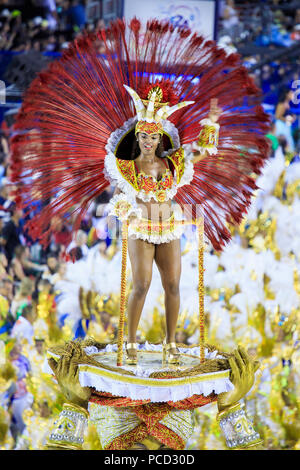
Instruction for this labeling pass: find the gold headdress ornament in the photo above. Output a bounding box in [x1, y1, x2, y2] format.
[123, 84, 194, 136]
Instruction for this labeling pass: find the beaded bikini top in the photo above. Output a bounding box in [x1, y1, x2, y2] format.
[115, 148, 185, 203]
[135, 159, 173, 194]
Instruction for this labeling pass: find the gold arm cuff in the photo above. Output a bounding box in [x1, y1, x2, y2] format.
[45, 402, 88, 450]
[216, 402, 241, 421]
[64, 402, 89, 418]
[45, 442, 83, 451]
[235, 439, 263, 450]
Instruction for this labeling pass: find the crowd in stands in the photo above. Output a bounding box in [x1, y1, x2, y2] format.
[218, 0, 300, 152]
[219, 0, 300, 46]
[0, 0, 299, 54]
[0, 0, 105, 52]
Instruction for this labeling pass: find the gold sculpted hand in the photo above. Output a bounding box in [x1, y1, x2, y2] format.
[217, 346, 260, 412]
[48, 341, 91, 410]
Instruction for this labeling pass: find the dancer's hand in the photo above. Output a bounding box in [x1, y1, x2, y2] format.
[217, 346, 260, 412]
[128, 211, 141, 224]
[48, 341, 91, 410]
[208, 98, 222, 123]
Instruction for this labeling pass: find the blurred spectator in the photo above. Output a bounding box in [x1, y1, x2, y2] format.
[100, 310, 117, 339]
[0, 252, 8, 279]
[67, 229, 88, 258]
[68, 0, 86, 30]
[275, 109, 296, 152]
[10, 303, 36, 345]
[218, 34, 237, 54]
[31, 0, 58, 30]
[266, 120, 280, 152]
[277, 134, 289, 154]
[41, 252, 59, 284]
[11, 277, 35, 319]
[275, 88, 295, 121]
[0, 129, 9, 156]
[49, 215, 72, 254]
[0, 208, 24, 267]
[0, 184, 9, 207]
[93, 199, 114, 246]
[68, 245, 84, 261]
[9, 245, 46, 282]
[0, 277, 13, 337]
[220, 0, 239, 30]
[53, 260, 67, 283]
[0, 277, 13, 304]
[34, 336, 45, 356]
[37, 277, 53, 296]
[8, 341, 33, 446]
[290, 23, 300, 42]
[219, 0, 241, 39]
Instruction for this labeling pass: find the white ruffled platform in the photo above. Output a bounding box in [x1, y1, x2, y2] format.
[44, 342, 233, 403]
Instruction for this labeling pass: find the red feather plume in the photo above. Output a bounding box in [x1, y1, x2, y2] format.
[10, 18, 271, 250]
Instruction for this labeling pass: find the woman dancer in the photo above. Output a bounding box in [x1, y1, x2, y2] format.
[106, 90, 221, 364]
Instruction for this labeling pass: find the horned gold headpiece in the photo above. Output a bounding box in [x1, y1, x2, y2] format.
[124, 84, 194, 136]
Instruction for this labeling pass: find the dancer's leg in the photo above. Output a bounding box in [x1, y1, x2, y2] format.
[154, 238, 181, 343]
[127, 237, 155, 343]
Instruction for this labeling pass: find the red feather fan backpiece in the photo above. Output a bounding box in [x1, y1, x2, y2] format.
[10, 18, 271, 251]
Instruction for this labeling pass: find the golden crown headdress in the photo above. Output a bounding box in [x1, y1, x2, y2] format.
[123, 84, 194, 135]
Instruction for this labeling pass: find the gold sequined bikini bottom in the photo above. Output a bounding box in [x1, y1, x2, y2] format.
[128, 213, 185, 244]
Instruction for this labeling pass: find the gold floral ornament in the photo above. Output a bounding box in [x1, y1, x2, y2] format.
[106, 193, 142, 223]
[236, 211, 281, 258]
[197, 120, 219, 148]
[155, 189, 168, 203]
[115, 200, 133, 220]
[191, 118, 220, 155]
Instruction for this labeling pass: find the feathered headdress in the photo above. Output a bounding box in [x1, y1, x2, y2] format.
[123, 83, 194, 135]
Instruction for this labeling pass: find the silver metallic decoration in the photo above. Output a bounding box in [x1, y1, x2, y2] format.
[46, 403, 88, 449]
[218, 404, 262, 449]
